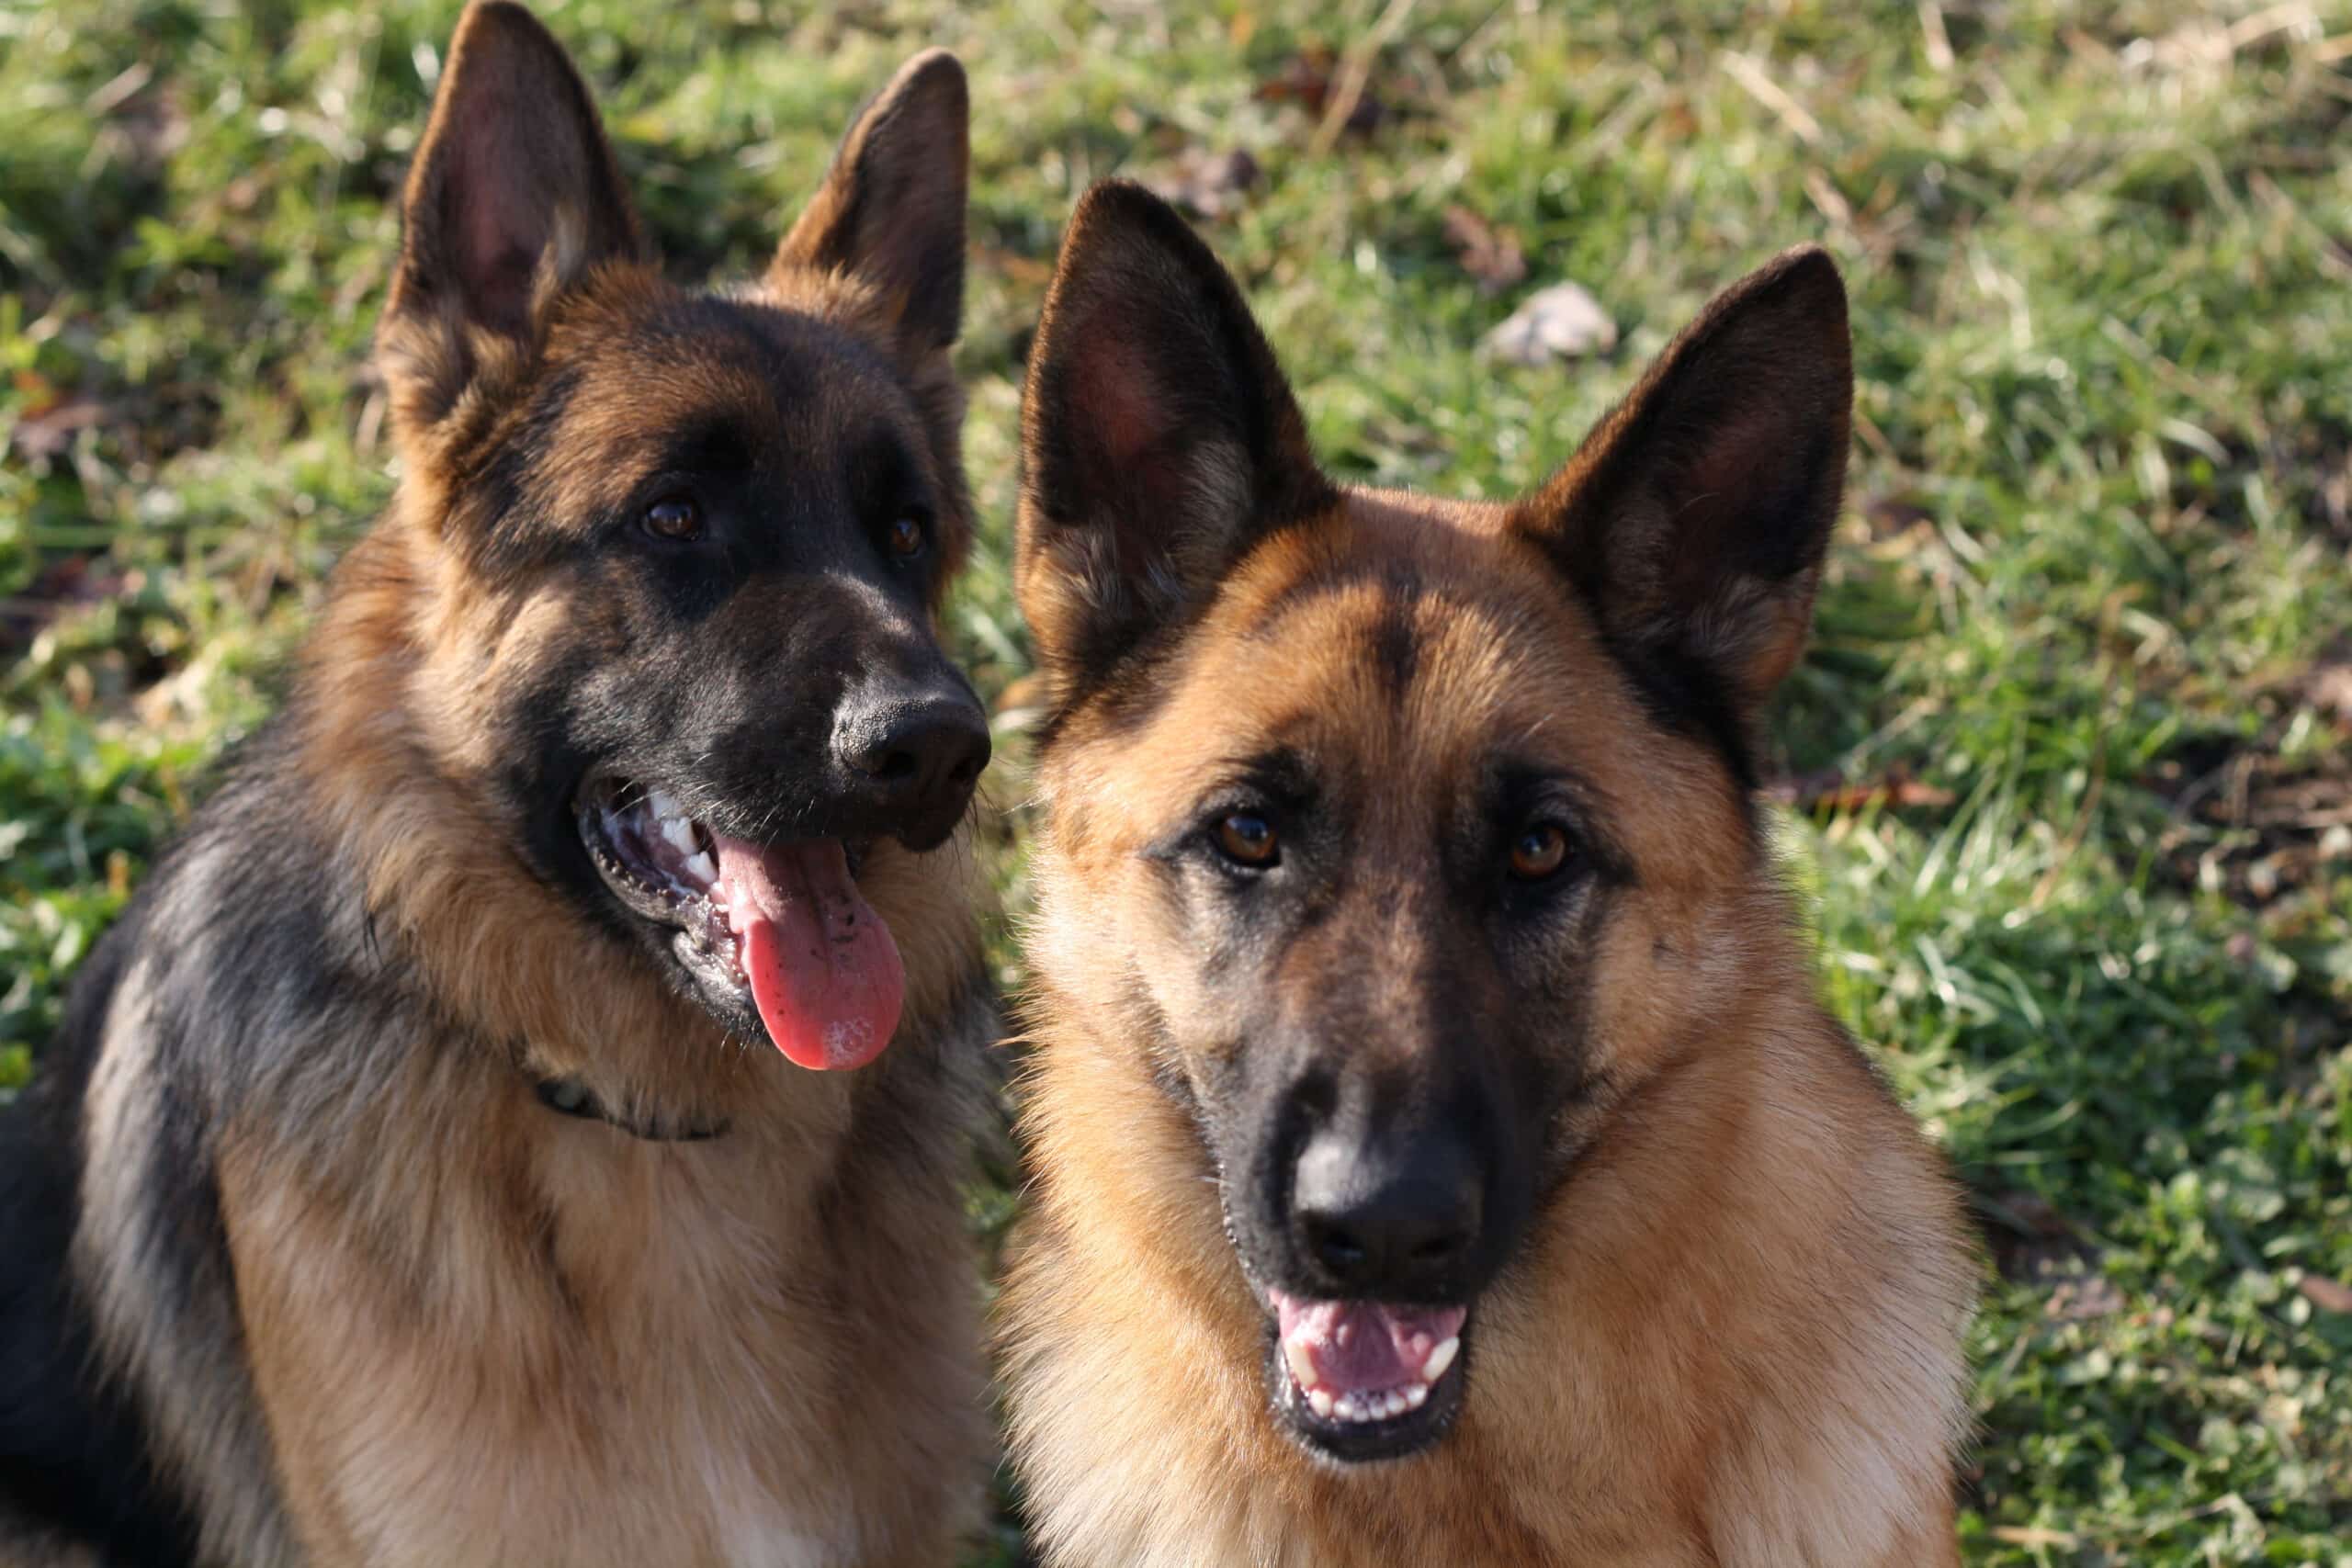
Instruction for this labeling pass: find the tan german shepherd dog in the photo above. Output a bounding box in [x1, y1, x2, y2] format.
[1000, 181, 1977, 1566]
[0, 6, 992, 1563]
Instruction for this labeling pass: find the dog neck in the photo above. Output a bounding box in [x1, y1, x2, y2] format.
[533, 1074, 729, 1141]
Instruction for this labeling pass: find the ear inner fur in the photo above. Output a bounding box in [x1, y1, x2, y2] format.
[379, 0, 644, 440]
[1512, 247, 1853, 780]
[772, 49, 970, 361]
[1014, 180, 1333, 713]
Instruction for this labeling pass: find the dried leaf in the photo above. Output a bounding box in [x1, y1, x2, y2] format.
[2298, 1274, 2352, 1314]
[1485, 282, 1616, 365]
[1253, 47, 1386, 137]
[1441, 205, 1525, 294]
[1766, 767, 1956, 813]
[2043, 1276, 2125, 1321]
[9, 397, 111, 462]
[2302, 640, 2352, 727]
[1142, 149, 1261, 221]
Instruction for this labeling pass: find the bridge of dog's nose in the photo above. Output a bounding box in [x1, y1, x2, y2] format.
[836, 694, 991, 811]
[1289, 1126, 1483, 1296]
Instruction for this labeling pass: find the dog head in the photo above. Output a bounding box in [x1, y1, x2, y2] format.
[373, 3, 982, 1069]
[1016, 182, 1850, 1461]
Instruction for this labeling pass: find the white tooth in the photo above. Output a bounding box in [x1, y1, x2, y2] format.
[1422, 1337, 1460, 1383]
[645, 788, 683, 822]
[1404, 1382, 1429, 1410]
[1387, 1391, 1408, 1418]
[680, 851, 717, 885]
[1284, 1338, 1317, 1391]
[661, 816, 699, 855]
[1307, 1387, 1334, 1419]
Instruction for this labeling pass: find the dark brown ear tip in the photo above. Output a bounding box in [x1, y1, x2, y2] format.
[1756, 244, 1850, 319]
[447, 0, 563, 58]
[1061, 180, 1229, 297]
[1069, 179, 1185, 241]
[888, 48, 968, 99]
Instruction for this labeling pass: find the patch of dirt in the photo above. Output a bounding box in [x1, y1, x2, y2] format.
[0, 557, 129, 656]
[2145, 641, 2352, 908]
[1976, 1188, 2102, 1286]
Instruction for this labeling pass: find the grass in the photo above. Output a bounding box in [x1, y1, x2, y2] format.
[4, 0, 2350, 1561]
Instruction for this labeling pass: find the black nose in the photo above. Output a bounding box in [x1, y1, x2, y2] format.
[1289, 1125, 1483, 1296]
[837, 694, 990, 813]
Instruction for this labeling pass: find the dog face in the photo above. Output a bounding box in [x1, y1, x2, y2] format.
[1017, 184, 1850, 1461]
[375, 4, 983, 1069]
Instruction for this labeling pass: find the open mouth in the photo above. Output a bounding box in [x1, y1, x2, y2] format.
[1266, 1289, 1470, 1462]
[575, 775, 904, 1070]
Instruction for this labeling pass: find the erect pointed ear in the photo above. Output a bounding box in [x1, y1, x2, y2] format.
[379, 1, 643, 437]
[1015, 180, 1331, 694]
[1518, 246, 1852, 768]
[771, 50, 968, 363]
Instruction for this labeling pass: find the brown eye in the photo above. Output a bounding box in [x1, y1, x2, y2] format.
[886, 515, 927, 559]
[1216, 813, 1279, 868]
[643, 496, 702, 541]
[1509, 823, 1570, 882]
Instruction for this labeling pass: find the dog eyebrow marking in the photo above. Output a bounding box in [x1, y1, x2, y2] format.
[1365, 574, 1422, 705]
[652, 418, 760, 483]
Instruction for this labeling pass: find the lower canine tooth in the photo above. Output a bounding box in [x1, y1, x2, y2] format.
[1284, 1339, 1317, 1391]
[1423, 1337, 1460, 1383]
[681, 851, 717, 884]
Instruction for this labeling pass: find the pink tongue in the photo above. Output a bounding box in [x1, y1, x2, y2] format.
[1274, 1293, 1467, 1393]
[709, 835, 902, 1070]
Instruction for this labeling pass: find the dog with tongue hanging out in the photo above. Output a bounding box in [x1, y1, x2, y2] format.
[0, 6, 994, 1564]
[999, 181, 1976, 1566]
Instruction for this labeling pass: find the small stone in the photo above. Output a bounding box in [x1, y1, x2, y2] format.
[1485, 282, 1618, 365]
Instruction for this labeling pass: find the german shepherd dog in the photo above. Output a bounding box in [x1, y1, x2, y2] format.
[0, 6, 993, 1563]
[1000, 182, 1976, 1566]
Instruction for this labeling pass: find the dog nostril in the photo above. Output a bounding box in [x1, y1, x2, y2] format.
[1305, 1216, 1368, 1277]
[864, 749, 919, 783]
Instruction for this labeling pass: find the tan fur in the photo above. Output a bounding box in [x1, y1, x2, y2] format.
[1001, 202, 1976, 1567]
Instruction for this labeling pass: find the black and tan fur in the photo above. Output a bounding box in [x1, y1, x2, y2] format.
[1000, 182, 1976, 1566]
[0, 7, 993, 1563]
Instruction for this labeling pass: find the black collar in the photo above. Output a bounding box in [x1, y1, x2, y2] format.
[534, 1077, 729, 1142]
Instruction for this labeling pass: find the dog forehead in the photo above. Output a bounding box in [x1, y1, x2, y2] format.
[559, 291, 893, 428]
[1136, 500, 1644, 798]
[522, 286, 922, 511]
